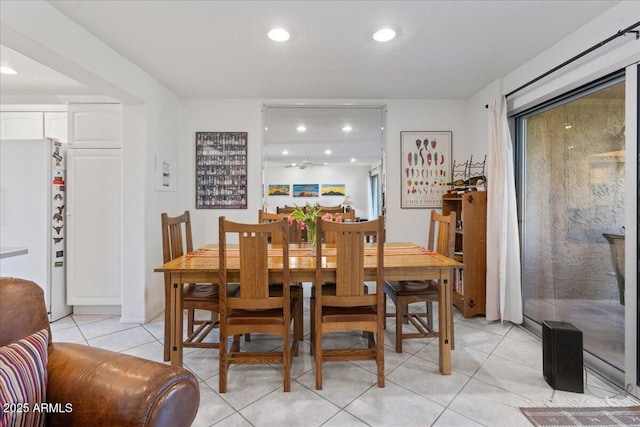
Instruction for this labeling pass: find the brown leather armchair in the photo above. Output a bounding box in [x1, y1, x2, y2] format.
[0, 277, 199, 427]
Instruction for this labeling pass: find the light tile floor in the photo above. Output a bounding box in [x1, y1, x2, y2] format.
[49, 300, 639, 427]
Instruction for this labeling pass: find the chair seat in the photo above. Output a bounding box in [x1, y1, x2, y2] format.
[183, 283, 239, 301]
[322, 305, 377, 323]
[384, 280, 438, 296]
[228, 309, 285, 325]
[228, 298, 299, 325]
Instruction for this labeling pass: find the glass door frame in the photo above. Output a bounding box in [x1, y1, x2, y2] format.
[512, 68, 638, 391]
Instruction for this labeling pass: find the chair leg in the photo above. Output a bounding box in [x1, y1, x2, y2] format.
[376, 329, 385, 388]
[187, 308, 195, 334]
[296, 297, 304, 341]
[219, 326, 228, 393]
[163, 284, 171, 362]
[395, 300, 403, 353]
[309, 297, 315, 356]
[383, 293, 387, 329]
[425, 302, 433, 327]
[283, 328, 291, 392]
[314, 327, 322, 390]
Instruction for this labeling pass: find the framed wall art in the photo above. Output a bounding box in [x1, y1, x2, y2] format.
[292, 184, 319, 197]
[268, 184, 290, 196]
[401, 131, 452, 208]
[195, 131, 247, 209]
[321, 184, 346, 196]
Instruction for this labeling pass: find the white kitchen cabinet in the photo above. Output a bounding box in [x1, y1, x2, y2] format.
[66, 148, 122, 306]
[0, 111, 44, 139]
[67, 103, 121, 148]
[44, 112, 68, 142]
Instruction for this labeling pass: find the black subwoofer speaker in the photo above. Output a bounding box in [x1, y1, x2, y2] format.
[542, 320, 584, 393]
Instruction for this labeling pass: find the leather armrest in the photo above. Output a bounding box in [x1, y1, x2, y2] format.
[46, 342, 199, 427]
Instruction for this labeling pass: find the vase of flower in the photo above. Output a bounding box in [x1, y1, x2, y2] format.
[290, 203, 321, 251]
[306, 220, 317, 249]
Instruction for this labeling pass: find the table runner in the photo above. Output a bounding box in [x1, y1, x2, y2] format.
[187, 244, 434, 258]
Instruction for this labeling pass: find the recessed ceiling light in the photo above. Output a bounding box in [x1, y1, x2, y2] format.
[296, 125, 306, 132]
[373, 28, 396, 42]
[282, 150, 289, 155]
[0, 66, 17, 75]
[325, 149, 332, 155]
[350, 158, 357, 162]
[342, 125, 352, 132]
[268, 28, 290, 42]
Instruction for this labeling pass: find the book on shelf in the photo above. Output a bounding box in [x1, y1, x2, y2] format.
[453, 269, 463, 294]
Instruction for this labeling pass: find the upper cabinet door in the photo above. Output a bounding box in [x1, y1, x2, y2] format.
[0, 112, 44, 140]
[44, 112, 68, 142]
[67, 103, 122, 148]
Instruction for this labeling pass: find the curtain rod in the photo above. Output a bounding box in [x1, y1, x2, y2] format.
[485, 21, 640, 108]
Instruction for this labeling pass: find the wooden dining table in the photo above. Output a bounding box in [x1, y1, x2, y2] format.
[154, 242, 463, 375]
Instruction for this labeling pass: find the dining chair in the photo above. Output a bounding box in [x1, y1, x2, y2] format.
[321, 210, 357, 245]
[383, 210, 456, 353]
[218, 216, 300, 393]
[311, 216, 385, 389]
[161, 211, 238, 361]
[317, 205, 344, 214]
[257, 210, 304, 341]
[276, 205, 296, 214]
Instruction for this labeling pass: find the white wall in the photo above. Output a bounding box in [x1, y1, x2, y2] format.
[384, 99, 469, 246]
[1, 0, 182, 322]
[181, 99, 470, 248]
[265, 165, 370, 217]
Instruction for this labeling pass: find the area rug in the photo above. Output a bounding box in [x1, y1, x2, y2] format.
[520, 406, 640, 426]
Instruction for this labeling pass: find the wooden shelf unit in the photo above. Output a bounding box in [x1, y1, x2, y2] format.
[442, 191, 487, 317]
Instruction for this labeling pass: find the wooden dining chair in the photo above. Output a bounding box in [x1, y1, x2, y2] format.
[311, 216, 385, 390]
[218, 217, 300, 393]
[257, 210, 304, 341]
[383, 210, 456, 353]
[276, 205, 296, 214]
[161, 211, 239, 361]
[317, 205, 344, 214]
[321, 210, 356, 245]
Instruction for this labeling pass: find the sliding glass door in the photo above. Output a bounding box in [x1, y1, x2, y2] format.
[516, 74, 626, 372]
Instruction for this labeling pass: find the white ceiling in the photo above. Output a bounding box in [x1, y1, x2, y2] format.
[0, 1, 620, 166]
[0, 0, 620, 101]
[265, 105, 384, 166]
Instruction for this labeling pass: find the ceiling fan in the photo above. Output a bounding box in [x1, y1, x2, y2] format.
[285, 157, 326, 169]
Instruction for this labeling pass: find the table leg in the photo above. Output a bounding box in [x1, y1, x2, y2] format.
[170, 275, 183, 367]
[438, 268, 452, 375]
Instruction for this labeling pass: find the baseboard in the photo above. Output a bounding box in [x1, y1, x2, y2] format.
[73, 305, 121, 315]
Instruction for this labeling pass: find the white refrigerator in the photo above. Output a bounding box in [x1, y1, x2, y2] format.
[0, 137, 72, 321]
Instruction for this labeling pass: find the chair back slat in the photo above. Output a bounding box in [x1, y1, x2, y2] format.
[335, 229, 366, 296]
[428, 211, 456, 257]
[258, 210, 301, 244]
[161, 211, 194, 263]
[322, 211, 356, 245]
[219, 217, 289, 309]
[238, 231, 270, 298]
[316, 217, 384, 305]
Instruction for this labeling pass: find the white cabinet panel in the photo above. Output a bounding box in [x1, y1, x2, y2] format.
[66, 149, 122, 305]
[67, 104, 121, 148]
[44, 112, 68, 142]
[0, 112, 44, 139]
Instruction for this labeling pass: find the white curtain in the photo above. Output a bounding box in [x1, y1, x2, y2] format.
[486, 96, 523, 323]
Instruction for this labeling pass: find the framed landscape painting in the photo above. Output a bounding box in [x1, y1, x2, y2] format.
[400, 131, 452, 208]
[268, 184, 290, 196]
[321, 184, 346, 196]
[292, 184, 319, 197]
